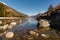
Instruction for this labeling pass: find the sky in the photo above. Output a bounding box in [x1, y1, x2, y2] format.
[0, 0, 60, 16]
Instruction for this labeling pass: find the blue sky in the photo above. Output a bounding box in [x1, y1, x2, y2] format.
[0, 0, 60, 16]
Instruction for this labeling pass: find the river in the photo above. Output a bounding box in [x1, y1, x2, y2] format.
[0, 18, 38, 40]
[12, 18, 38, 32]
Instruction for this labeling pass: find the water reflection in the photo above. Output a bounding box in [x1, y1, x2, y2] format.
[9, 18, 38, 33]
[0, 18, 38, 40]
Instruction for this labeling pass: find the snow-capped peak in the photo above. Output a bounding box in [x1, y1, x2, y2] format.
[40, 11, 46, 13]
[0, 1, 8, 6]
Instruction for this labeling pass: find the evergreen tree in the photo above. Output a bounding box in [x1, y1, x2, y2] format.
[48, 5, 54, 12]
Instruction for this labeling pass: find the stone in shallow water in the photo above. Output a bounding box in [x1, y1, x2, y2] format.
[28, 38, 33, 40]
[5, 32, 14, 38]
[28, 36, 33, 40]
[41, 34, 49, 38]
[29, 31, 39, 37]
[39, 19, 50, 27]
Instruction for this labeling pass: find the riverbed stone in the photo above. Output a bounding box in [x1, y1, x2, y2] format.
[41, 34, 49, 38]
[39, 19, 50, 28]
[5, 32, 14, 38]
[29, 31, 39, 37]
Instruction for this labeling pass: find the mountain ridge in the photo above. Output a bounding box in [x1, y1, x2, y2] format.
[0, 2, 29, 18]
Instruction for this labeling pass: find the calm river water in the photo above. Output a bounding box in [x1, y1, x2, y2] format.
[0, 18, 38, 40]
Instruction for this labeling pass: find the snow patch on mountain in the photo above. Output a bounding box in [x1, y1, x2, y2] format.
[40, 11, 46, 13]
[0, 1, 8, 6]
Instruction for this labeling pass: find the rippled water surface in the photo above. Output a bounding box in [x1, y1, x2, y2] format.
[8, 18, 37, 32]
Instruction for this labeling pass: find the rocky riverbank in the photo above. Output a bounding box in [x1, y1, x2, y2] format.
[36, 4, 60, 30]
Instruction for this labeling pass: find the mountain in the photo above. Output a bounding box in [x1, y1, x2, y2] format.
[0, 2, 29, 18]
[36, 4, 60, 20]
[0, 2, 29, 34]
[30, 13, 43, 19]
[36, 4, 60, 30]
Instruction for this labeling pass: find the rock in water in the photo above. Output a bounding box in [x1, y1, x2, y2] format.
[5, 32, 14, 38]
[39, 19, 50, 27]
[41, 34, 49, 38]
[29, 31, 39, 37]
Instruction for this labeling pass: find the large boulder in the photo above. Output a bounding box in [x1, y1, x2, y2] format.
[39, 19, 50, 28]
[54, 9, 60, 25]
[36, 4, 60, 30]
